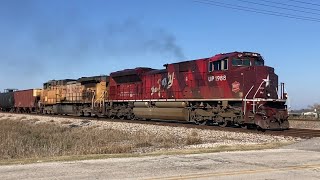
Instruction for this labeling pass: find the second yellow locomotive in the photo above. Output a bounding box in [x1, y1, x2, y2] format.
[41, 76, 109, 116]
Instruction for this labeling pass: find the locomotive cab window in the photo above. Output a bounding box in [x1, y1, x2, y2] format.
[208, 59, 228, 72]
[232, 58, 251, 66]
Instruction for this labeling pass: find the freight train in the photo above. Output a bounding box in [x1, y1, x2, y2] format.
[0, 52, 289, 130]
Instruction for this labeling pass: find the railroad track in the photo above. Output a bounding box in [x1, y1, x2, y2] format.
[2, 112, 320, 139]
[289, 118, 320, 122]
[263, 128, 320, 138]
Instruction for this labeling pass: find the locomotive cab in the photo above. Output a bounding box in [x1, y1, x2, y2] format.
[207, 52, 289, 130]
[232, 53, 288, 130]
[208, 52, 264, 72]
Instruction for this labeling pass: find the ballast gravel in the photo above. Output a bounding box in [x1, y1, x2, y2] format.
[289, 119, 320, 130]
[0, 113, 300, 150]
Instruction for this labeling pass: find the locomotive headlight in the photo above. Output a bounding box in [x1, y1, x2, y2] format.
[267, 93, 271, 97]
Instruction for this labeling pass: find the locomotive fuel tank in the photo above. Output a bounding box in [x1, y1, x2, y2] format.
[133, 101, 189, 120]
[154, 102, 188, 108]
[133, 107, 189, 121]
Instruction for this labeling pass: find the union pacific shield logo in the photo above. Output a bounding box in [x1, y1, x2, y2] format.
[231, 81, 240, 93]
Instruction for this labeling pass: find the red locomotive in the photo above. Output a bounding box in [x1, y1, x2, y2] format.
[0, 51, 289, 130]
[108, 52, 289, 130]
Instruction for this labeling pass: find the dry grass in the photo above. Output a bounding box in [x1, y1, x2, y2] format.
[61, 120, 72, 124]
[185, 131, 203, 145]
[0, 119, 203, 161]
[18, 116, 27, 120]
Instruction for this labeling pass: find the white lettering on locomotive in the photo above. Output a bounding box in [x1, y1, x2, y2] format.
[161, 78, 167, 87]
[167, 72, 174, 89]
[151, 85, 160, 97]
[151, 72, 175, 97]
[215, 75, 226, 81]
[208, 75, 226, 82]
[208, 76, 215, 82]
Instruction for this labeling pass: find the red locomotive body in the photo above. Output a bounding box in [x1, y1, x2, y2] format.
[108, 52, 288, 130]
[109, 68, 153, 101]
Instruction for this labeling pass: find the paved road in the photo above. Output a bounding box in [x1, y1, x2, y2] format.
[1, 138, 320, 180]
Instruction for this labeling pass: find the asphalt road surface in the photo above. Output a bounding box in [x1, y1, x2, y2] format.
[1, 138, 320, 180]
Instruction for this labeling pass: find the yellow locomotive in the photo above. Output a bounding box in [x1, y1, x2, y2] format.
[40, 76, 109, 116]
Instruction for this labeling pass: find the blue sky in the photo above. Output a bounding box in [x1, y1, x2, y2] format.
[0, 0, 319, 109]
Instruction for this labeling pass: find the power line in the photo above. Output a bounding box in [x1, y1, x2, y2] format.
[236, 0, 320, 16]
[195, 0, 320, 22]
[193, 0, 320, 22]
[287, 0, 320, 7]
[260, 0, 320, 12]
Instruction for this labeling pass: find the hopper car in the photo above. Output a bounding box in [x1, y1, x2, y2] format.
[0, 89, 41, 113]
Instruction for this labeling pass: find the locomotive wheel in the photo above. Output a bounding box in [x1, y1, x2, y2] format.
[128, 114, 135, 120]
[241, 124, 248, 129]
[219, 121, 230, 127]
[257, 127, 266, 132]
[190, 112, 207, 125]
[196, 120, 207, 126]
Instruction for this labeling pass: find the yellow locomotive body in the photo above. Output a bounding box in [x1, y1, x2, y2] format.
[41, 76, 109, 115]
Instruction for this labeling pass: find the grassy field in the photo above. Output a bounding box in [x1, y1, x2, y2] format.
[0, 118, 202, 161]
[0, 114, 296, 165]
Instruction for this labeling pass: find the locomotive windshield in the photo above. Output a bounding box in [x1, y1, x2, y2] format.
[232, 57, 264, 66]
[232, 58, 251, 66]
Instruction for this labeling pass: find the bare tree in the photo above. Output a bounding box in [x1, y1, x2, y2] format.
[308, 103, 320, 112]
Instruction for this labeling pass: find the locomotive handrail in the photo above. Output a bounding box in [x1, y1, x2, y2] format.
[93, 91, 106, 108]
[91, 91, 95, 110]
[243, 85, 254, 115]
[252, 78, 270, 113]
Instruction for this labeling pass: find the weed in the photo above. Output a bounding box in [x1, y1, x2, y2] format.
[61, 120, 72, 124]
[30, 118, 40, 123]
[19, 116, 27, 120]
[185, 131, 202, 145]
[81, 120, 91, 124]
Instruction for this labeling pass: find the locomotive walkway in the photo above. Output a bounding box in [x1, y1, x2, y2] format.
[1, 138, 320, 180]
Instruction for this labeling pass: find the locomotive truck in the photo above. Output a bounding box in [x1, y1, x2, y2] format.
[0, 51, 289, 130]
